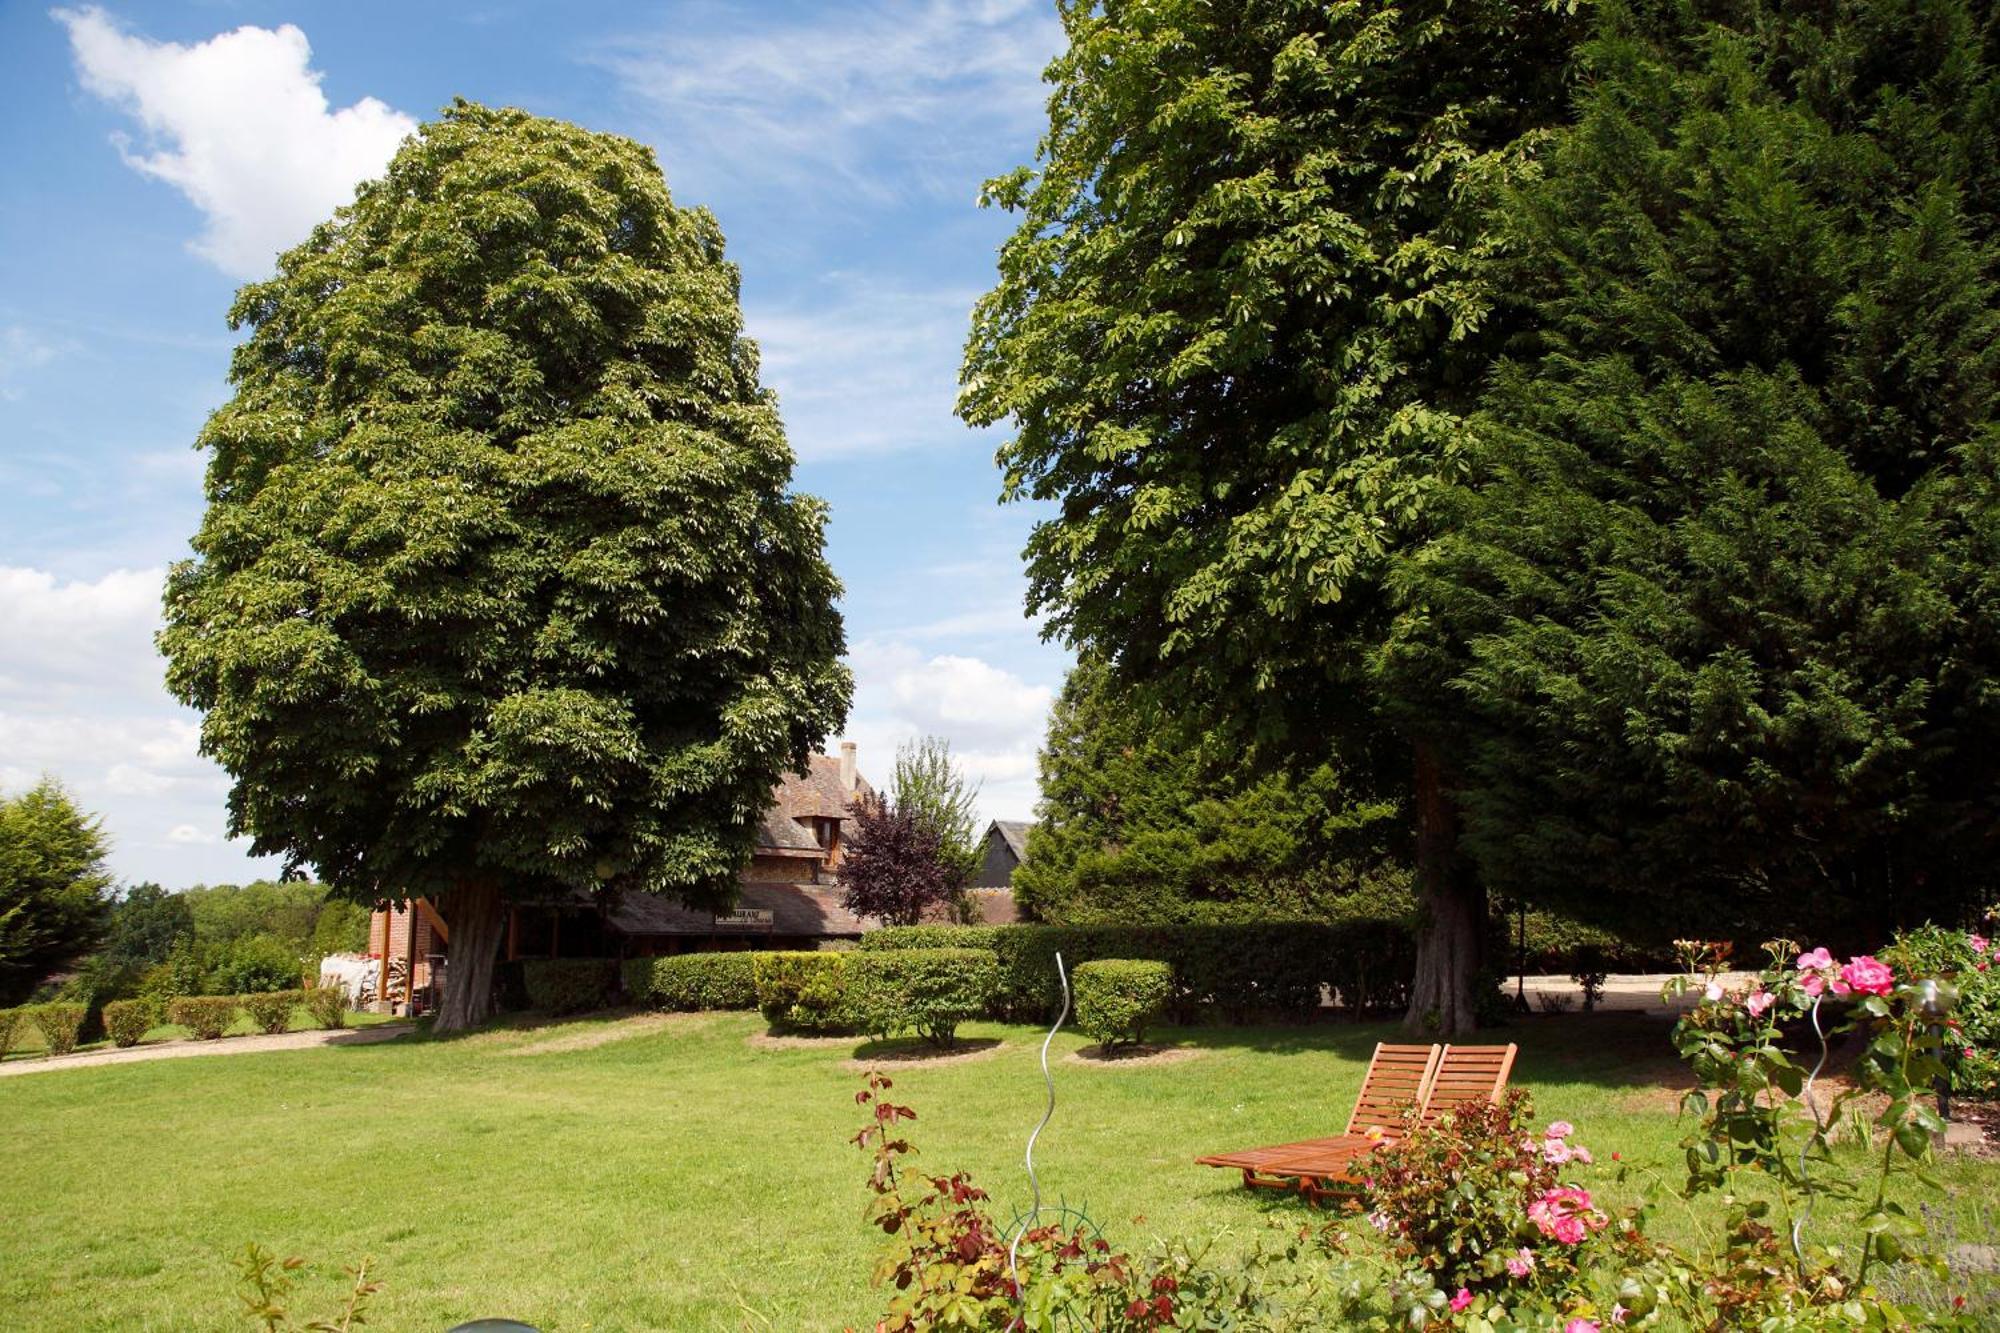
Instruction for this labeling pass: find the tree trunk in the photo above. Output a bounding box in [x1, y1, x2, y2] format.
[1403, 740, 1485, 1036]
[433, 879, 505, 1033]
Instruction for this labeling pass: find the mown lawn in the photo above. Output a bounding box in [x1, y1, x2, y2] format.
[1, 1009, 1992, 1330]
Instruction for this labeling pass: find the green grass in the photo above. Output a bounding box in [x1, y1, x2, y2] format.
[0, 1009, 1991, 1330]
[2, 1006, 401, 1060]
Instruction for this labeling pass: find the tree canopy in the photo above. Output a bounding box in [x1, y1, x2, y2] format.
[1396, 0, 2000, 943]
[890, 736, 983, 885]
[0, 780, 113, 1005]
[159, 101, 850, 1028]
[960, 0, 1582, 1029]
[1016, 658, 1410, 924]
[836, 795, 962, 927]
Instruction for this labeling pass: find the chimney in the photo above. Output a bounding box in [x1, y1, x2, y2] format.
[839, 741, 857, 797]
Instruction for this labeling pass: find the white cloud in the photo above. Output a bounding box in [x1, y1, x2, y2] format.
[593, 0, 1058, 205]
[843, 639, 1054, 825]
[749, 277, 983, 459]
[0, 325, 71, 400]
[0, 565, 277, 885]
[56, 7, 415, 278]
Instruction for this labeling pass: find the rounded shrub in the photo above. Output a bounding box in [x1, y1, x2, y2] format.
[102, 998, 155, 1048]
[1073, 959, 1173, 1049]
[628, 952, 761, 1012]
[169, 994, 239, 1040]
[302, 985, 347, 1029]
[31, 1002, 88, 1057]
[846, 948, 999, 1048]
[242, 989, 301, 1034]
[521, 958, 619, 1015]
[752, 951, 851, 1032]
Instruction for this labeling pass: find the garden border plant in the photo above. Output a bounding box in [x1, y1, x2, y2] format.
[1072, 959, 1172, 1050]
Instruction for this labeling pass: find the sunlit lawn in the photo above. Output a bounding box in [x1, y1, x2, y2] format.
[2, 1008, 1993, 1330]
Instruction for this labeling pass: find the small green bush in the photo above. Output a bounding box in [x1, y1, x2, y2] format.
[242, 990, 301, 1034]
[210, 934, 304, 994]
[846, 949, 999, 1047]
[753, 952, 852, 1032]
[521, 958, 619, 1015]
[1072, 959, 1172, 1048]
[102, 999, 154, 1048]
[0, 1007, 22, 1060]
[627, 952, 761, 1012]
[302, 985, 346, 1029]
[169, 994, 239, 1039]
[32, 1003, 87, 1057]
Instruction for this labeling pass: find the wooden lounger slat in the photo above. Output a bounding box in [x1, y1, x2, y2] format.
[1196, 1042, 1519, 1203]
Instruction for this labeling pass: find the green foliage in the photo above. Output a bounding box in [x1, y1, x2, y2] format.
[860, 920, 1414, 1023]
[0, 780, 113, 1005]
[520, 959, 618, 1015]
[169, 995, 239, 1040]
[307, 900, 370, 960]
[104, 883, 193, 970]
[30, 1002, 87, 1056]
[1882, 924, 2000, 1097]
[752, 951, 851, 1032]
[233, 1241, 380, 1332]
[302, 985, 346, 1030]
[0, 1006, 21, 1059]
[1018, 659, 1412, 925]
[891, 737, 982, 886]
[625, 952, 760, 1012]
[101, 998, 153, 1047]
[242, 990, 301, 1035]
[159, 100, 851, 922]
[1399, 0, 2000, 937]
[844, 948, 998, 1048]
[1071, 959, 1172, 1049]
[210, 935, 303, 995]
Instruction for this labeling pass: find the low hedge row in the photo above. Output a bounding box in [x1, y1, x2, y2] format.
[859, 921, 1416, 1022]
[0, 990, 354, 1056]
[751, 949, 1000, 1047]
[623, 952, 761, 1012]
[1073, 959, 1172, 1048]
[522, 958, 620, 1015]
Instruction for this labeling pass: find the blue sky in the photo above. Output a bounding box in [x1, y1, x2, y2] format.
[0, 2, 1071, 887]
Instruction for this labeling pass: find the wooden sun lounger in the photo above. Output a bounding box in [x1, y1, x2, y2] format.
[1195, 1042, 1518, 1203]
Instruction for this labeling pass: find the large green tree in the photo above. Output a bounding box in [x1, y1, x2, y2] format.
[961, 0, 1581, 1029]
[1398, 0, 2000, 942]
[161, 102, 851, 1030]
[1017, 658, 1410, 924]
[0, 780, 113, 1005]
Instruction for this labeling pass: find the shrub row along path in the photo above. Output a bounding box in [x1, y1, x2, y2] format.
[0, 1022, 413, 1077]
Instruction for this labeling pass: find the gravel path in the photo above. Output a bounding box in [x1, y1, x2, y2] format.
[0, 1022, 413, 1078]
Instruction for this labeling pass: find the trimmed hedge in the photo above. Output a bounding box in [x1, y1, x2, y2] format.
[0, 1007, 21, 1059]
[625, 952, 761, 1012]
[753, 952, 853, 1032]
[102, 998, 154, 1048]
[846, 948, 998, 1048]
[1073, 960, 1172, 1048]
[169, 995, 239, 1039]
[522, 958, 619, 1015]
[242, 990, 301, 1035]
[32, 1003, 87, 1056]
[303, 985, 346, 1029]
[860, 921, 1415, 1022]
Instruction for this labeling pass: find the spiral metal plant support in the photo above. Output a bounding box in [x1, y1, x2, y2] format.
[1008, 951, 1071, 1321]
[1791, 993, 1829, 1273]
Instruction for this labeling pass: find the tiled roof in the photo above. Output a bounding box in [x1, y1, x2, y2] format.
[755, 753, 873, 851]
[990, 820, 1033, 860]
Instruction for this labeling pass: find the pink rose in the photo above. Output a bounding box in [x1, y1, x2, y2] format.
[1967, 1047, 1977, 1059]
[1971, 934, 1990, 954]
[1744, 988, 1774, 1018]
[1544, 1140, 1573, 1165]
[1571, 1145, 1593, 1164]
[1611, 1304, 1629, 1324]
[1528, 1186, 1605, 1245]
[1800, 972, 1826, 998]
[1450, 1288, 1473, 1313]
[1840, 955, 1894, 997]
[1545, 1121, 1574, 1139]
[1704, 981, 1724, 1002]
[1566, 1321, 1600, 1333]
[1797, 946, 1834, 971]
[1505, 1248, 1535, 1278]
